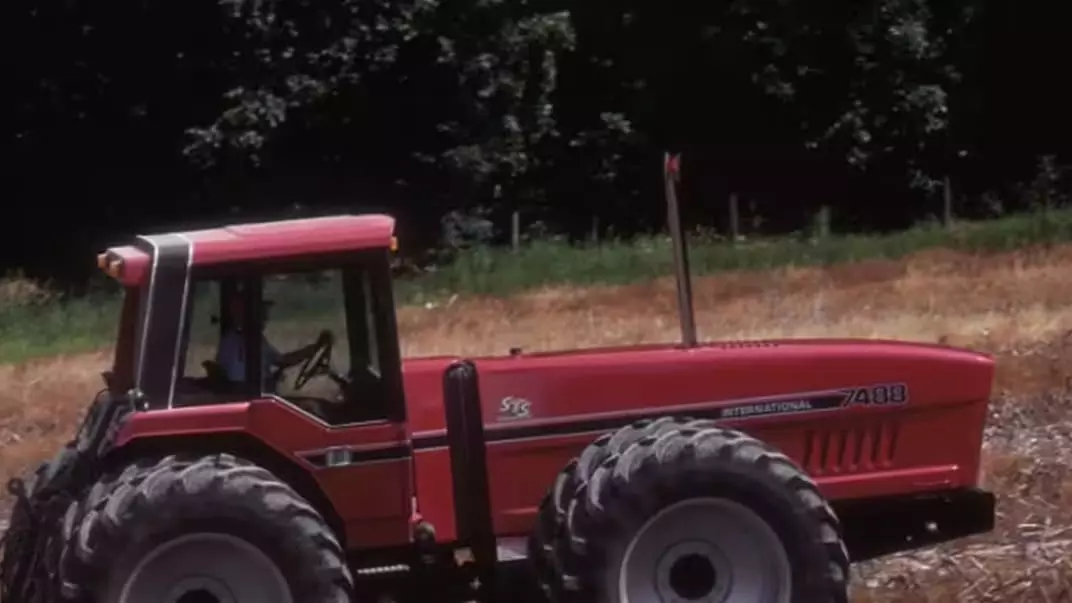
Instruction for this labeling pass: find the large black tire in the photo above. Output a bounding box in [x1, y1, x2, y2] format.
[531, 418, 850, 603]
[58, 453, 353, 603]
[529, 417, 686, 600]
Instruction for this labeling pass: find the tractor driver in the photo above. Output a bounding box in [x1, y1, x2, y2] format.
[215, 289, 334, 391]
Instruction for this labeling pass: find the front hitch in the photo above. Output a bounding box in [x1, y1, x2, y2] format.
[0, 390, 135, 602]
[0, 464, 70, 603]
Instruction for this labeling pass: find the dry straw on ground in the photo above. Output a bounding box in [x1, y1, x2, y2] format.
[3, 245, 1072, 601]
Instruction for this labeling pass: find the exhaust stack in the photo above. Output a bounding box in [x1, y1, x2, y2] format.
[664, 152, 698, 347]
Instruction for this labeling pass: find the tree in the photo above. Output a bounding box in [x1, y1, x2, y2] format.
[185, 0, 576, 224]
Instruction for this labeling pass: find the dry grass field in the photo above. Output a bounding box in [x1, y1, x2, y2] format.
[3, 244, 1072, 600]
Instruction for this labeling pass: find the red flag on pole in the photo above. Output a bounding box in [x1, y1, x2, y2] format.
[664, 153, 682, 183]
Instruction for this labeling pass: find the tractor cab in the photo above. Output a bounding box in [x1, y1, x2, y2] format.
[98, 214, 407, 426]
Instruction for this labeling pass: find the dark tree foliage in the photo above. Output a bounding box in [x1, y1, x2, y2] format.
[2, 0, 1071, 283]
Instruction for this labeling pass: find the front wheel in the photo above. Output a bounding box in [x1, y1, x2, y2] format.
[536, 419, 850, 603]
[59, 453, 353, 603]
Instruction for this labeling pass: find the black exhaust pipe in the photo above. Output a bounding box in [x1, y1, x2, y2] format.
[664, 152, 697, 348]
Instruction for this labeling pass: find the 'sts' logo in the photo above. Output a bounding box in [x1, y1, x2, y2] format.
[498, 396, 532, 421]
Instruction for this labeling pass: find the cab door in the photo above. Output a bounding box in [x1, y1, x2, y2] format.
[240, 250, 414, 549]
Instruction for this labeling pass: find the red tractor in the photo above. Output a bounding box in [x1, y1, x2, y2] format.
[1, 165, 995, 603]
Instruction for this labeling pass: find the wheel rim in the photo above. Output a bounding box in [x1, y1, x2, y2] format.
[114, 533, 293, 603]
[615, 498, 792, 603]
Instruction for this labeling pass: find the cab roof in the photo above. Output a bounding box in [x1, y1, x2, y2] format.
[100, 214, 396, 286]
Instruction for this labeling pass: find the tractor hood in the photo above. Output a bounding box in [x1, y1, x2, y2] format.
[402, 337, 995, 434]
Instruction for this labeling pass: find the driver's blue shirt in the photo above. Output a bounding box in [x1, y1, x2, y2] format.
[216, 329, 281, 386]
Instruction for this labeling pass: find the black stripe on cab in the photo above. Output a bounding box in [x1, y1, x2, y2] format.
[134, 234, 193, 408]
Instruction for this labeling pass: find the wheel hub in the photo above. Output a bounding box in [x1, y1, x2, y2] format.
[647, 536, 733, 596]
[112, 533, 293, 603]
[656, 541, 731, 602]
[616, 498, 792, 603]
[174, 591, 223, 603]
[168, 576, 235, 603]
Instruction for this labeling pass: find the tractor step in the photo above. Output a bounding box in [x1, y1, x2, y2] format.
[355, 563, 411, 577]
[451, 537, 529, 565]
[495, 537, 528, 562]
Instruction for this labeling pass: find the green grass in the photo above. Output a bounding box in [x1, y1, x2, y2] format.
[402, 208, 1072, 299]
[4, 207, 1072, 364]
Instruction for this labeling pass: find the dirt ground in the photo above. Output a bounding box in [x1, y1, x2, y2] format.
[3, 245, 1072, 601]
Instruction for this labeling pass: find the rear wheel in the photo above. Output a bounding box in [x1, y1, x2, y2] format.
[59, 453, 353, 603]
[111, 532, 293, 603]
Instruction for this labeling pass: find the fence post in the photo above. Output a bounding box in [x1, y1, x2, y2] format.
[816, 205, 831, 239]
[511, 210, 520, 252]
[729, 193, 740, 244]
[943, 176, 954, 228]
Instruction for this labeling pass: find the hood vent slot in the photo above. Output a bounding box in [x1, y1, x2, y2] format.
[802, 422, 899, 476]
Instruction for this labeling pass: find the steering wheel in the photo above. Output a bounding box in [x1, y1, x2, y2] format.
[294, 333, 334, 390]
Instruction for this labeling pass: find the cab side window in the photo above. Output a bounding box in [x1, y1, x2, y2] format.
[172, 279, 240, 406]
[260, 262, 396, 425]
[183, 279, 220, 382]
[262, 269, 351, 406]
[171, 254, 402, 425]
